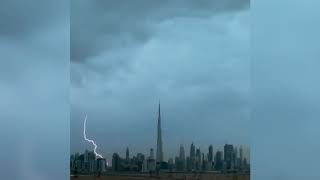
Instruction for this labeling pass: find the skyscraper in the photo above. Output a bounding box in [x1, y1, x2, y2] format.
[233, 147, 238, 168]
[190, 143, 195, 159]
[179, 144, 186, 171]
[196, 148, 201, 170]
[179, 144, 185, 161]
[148, 148, 156, 172]
[126, 147, 130, 162]
[190, 143, 196, 170]
[156, 101, 163, 163]
[84, 150, 89, 170]
[215, 151, 223, 171]
[87, 150, 96, 172]
[224, 144, 234, 170]
[150, 148, 155, 160]
[196, 148, 201, 162]
[240, 146, 244, 166]
[168, 158, 174, 171]
[97, 158, 107, 172]
[208, 145, 213, 162]
[112, 153, 121, 171]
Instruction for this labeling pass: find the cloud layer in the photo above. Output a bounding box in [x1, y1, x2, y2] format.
[70, 0, 250, 163]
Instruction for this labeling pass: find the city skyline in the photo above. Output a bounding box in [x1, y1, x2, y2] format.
[72, 143, 250, 167]
[72, 102, 250, 164]
[71, 142, 250, 175]
[1, 0, 320, 180]
[71, 0, 250, 167]
[71, 102, 250, 175]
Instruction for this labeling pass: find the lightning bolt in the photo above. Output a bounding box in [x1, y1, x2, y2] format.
[83, 115, 103, 159]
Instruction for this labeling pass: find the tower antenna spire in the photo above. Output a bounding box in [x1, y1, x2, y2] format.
[156, 100, 163, 163]
[159, 100, 161, 115]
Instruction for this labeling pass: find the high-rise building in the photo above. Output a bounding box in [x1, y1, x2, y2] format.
[84, 150, 89, 170]
[150, 148, 155, 160]
[214, 151, 223, 171]
[196, 149, 201, 161]
[88, 151, 96, 172]
[202, 153, 206, 171]
[190, 143, 195, 158]
[97, 158, 107, 172]
[247, 148, 250, 164]
[243, 158, 248, 168]
[239, 146, 244, 167]
[208, 145, 213, 162]
[180, 144, 186, 170]
[168, 158, 174, 171]
[70, 155, 75, 170]
[76, 154, 84, 171]
[126, 147, 130, 162]
[156, 102, 163, 163]
[174, 156, 179, 170]
[147, 150, 156, 173]
[176, 144, 186, 171]
[233, 147, 238, 169]
[142, 159, 148, 172]
[196, 148, 201, 170]
[179, 144, 185, 160]
[190, 143, 196, 170]
[136, 153, 145, 171]
[112, 153, 121, 171]
[186, 157, 191, 171]
[224, 144, 234, 170]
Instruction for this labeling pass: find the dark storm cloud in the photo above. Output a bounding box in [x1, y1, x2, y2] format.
[0, 0, 68, 179]
[0, 0, 67, 38]
[71, 0, 249, 63]
[71, 0, 250, 164]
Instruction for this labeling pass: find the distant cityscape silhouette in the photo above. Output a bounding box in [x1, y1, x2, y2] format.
[70, 102, 250, 177]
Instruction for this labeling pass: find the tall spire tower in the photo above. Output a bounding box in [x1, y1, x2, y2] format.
[156, 101, 163, 163]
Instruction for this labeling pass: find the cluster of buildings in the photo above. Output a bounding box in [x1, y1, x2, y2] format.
[70, 102, 250, 174]
[170, 143, 250, 172]
[70, 143, 249, 174]
[70, 150, 107, 173]
[115, 143, 250, 173]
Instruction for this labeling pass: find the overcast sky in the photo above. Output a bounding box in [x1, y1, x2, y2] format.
[70, 0, 250, 164]
[1, 0, 320, 180]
